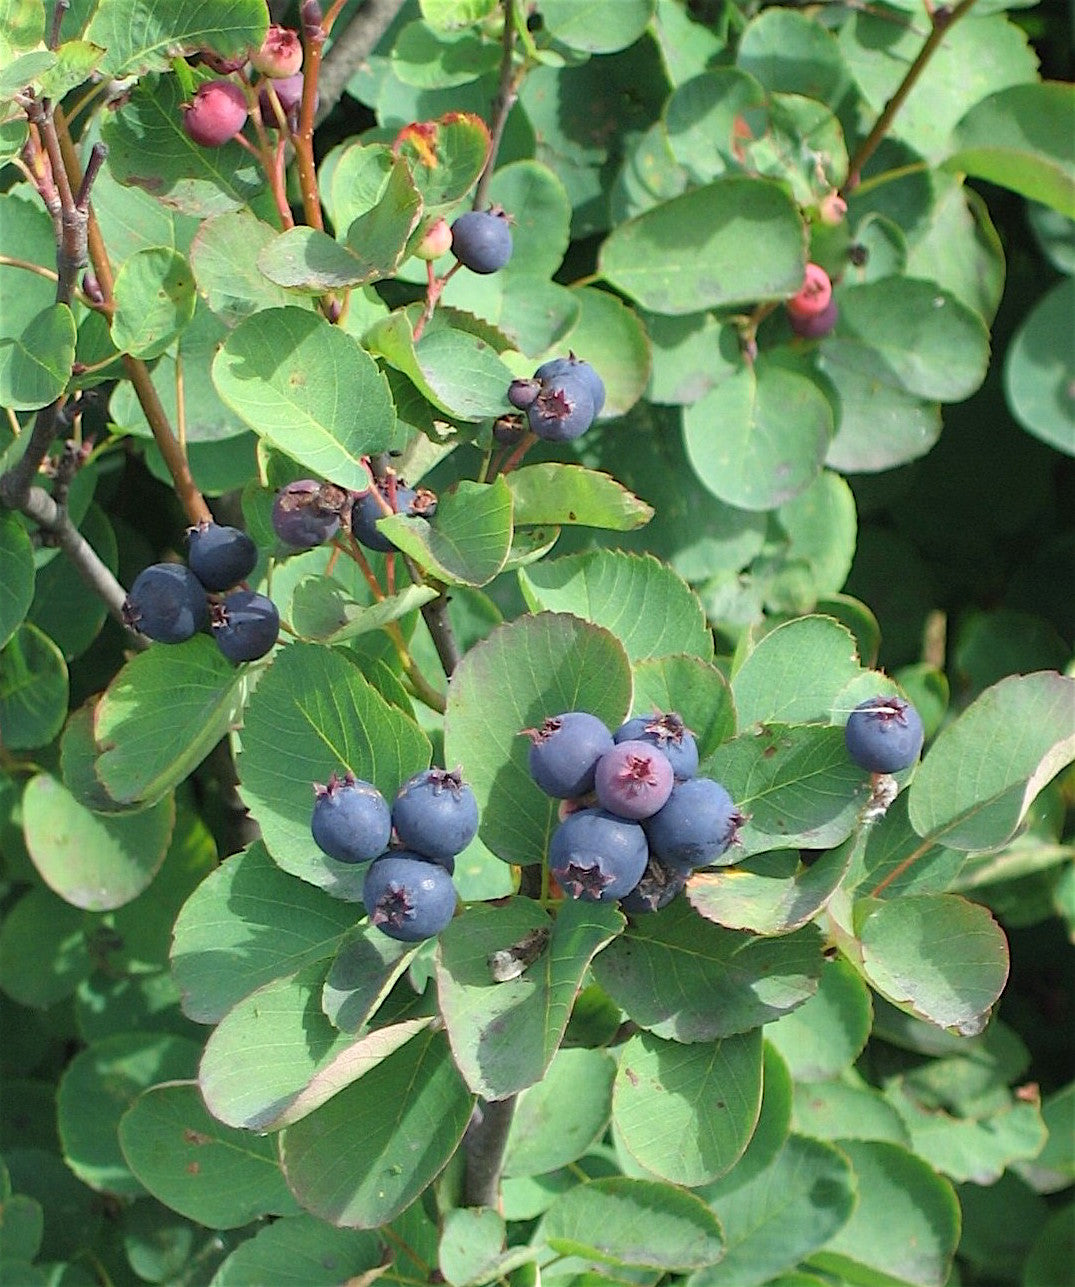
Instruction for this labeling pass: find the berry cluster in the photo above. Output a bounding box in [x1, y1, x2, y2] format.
[504, 353, 606, 443]
[122, 522, 279, 664]
[311, 767, 478, 942]
[272, 475, 437, 556]
[524, 710, 743, 913]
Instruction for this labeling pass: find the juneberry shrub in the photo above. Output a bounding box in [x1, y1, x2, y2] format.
[0, 1, 1072, 1283]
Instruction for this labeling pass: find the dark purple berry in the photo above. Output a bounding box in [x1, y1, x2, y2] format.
[363, 852, 457, 942]
[182, 80, 248, 148]
[527, 375, 595, 442]
[644, 777, 743, 871]
[123, 563, 209, 643]
[614, 712, 699, 780]
[549, 808, 648, 902]
[508, 379, 540, 410]
[620, 854, 688, 914]
[351, 480, 437, 553]
[789, 298, 838, 340]
[524, 712, 614, 799]
[186, 520, 257, 592]
[311, 772, 392, 865]
[272, 480, 346, 549]
[594, 740, 675, 821]
[844, 696, 924, 774]
[258, 72, 314, 126]
[450, 207, 513, 275]
[392, 768, 479, 866]
[211, 590, 279, 663]
[534, 354, 605, 417]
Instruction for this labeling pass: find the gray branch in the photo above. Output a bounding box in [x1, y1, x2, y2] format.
[315, 0, 407, 124]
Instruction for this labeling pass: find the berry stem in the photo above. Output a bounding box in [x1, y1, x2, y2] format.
[843, 0, 980, 193]
[472, 0, 526, 211]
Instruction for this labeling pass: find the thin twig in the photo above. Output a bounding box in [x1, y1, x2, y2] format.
[294, 2, 327, 230]
[473, 0, 524, 210]
[843, 0, 980, 192]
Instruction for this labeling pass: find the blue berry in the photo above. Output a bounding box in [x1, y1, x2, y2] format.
[844, 696, 924, 774]
[211, 590, 279, 663]
[549, 808, 648, 902]
[351, 480, 437, 554]
[450, 207, 513, 274]
[272, 480, 345, 549]
[525, 712, 614, 799]
[535, 354, 605, 417]
[595, 740, 675, 821]
[123, 563, 209, 643]
[508, 379, 540, 410]
[392, 768, 478, 866]
[363, 852, 457, 942]
[614, 712, 698, 780]
[644, 777, 742, 871]
[620, 855, 687, 914]
[186, 520, 257, 592]
[526, 375, 595, 442]
[311, 772, 392, 865]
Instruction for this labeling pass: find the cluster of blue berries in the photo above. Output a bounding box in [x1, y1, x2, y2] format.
[311, 767, 478, 942]
[122, 521, 279, 664]
[505, 353, 606, 443]
[525, 710, 743, 913]
[272, 475, 437, 556]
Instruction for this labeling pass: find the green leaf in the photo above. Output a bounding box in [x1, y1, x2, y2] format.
[0, 194, 56, 342]
[0, 622, 68, 751]
[706, 726, 868, 857]
[485, 160, 573, 279]
[663, 69, 766, 185]
[190, 210, 314, 327]
[87, 0, 268, 76]
[392, 112, 490, 210]
[682, 361, 832, 511]
[539, 0, 655, 54]
[600, 177, 805, 315]
[391, 21, 501, 90]
[631, 655, 736, 760]
[688, 843, 852, 934]
[100, 74, 263, 217]
[1004, 277, 1075, 455]
[57, 1032, 200, 1197]
[765, 957, 873, 1081]
[0, 511, 34, 649]
[554, 285, 652, 419]
[541, 1176, 723, 1269]
[379, 477, 513, 586]
[213, 306, 396, 488]
[291, 578, 438, 643]
[905, 179, 1005, 324]
[775, 471, 858, 598]
[855, 893, 1009, 1035]
[507, 464, 654, 531]
[443, 613, 632, 866]
[809, 1140, 959, 1287]
[420, 0, 497, 29]
[110, 247, 196, 359]
[29, 503, 117, 660]
[0, 50, 56, 102]
[22, 773, 174, 911]
[279, 1027, 474, 1228]
[435, 897, 623, 1099]
[613, 1028, 763, 1186]
[731, 615, 865, 727]
[212, 1215, 384, 1287]
[0, 303, 75, 410]
[0, 886, 90, 1008]
[908, 672, 1075, 851]
[736, 7, 851, 106]
[94, 634, 250, 806]
[503, 1048, 616, 1178]
[119, 1082, 300, 1228]
[591, 899, 824, 1041]
[0, 1194, 43, 1265]
[325, 141, 396, 235]
[365, 306, 516, 421]
[692, 1135, 856, 1287]
[236, 642, 431, 894]
[38, 38, 105, 100]
[520, 550, 713, 662]
[822, 279, 991, 403]
[947, 80, 1075, 215]
[323, 923, 418, 1033]
[792, 1078, 911, 1147]
[0, 0, 45, 63]
[171, 842, 359, 1024]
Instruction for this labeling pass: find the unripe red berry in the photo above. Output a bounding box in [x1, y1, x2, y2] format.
[182, 80, 248, 148]
[414, 218, 452, 261]
[787, 263, 833, 321]
[251, 25, 303, 78]
[818, 191, 848, 227]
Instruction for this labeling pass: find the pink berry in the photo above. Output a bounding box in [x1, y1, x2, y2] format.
[182, 80, 248, 148]
[251, 25, 304, 78]
[787, 263, 833, 321]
